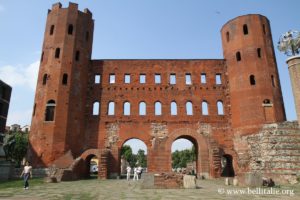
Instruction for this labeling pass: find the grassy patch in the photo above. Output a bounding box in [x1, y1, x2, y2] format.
[63, 193, 94, 200]
[0, 178, 44, 190]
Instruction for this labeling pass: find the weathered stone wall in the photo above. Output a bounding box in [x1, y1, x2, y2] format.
[242, 121, 300, 184]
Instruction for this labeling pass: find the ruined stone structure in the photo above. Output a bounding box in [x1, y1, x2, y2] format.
[286, 56, 300, 125]
[29, 2, 300, 182]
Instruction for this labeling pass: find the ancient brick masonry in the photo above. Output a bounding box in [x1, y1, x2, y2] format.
[29, 2, 299, 182]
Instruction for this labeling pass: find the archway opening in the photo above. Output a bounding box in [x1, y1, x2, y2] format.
[221, 154, 235, 177]
[171, 137, 197, 175]
[120, 139, 147, 179]
[85, 154, 99, 179]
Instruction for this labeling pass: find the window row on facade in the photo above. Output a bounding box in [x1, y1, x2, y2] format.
[92, 101, 224, 116]
[226, 23, 266, 42]
[40, 48, 81, 63]
[94, 73, 222, 85]
[41, 98, 273, 122]
[235, 48, 262, 62]
[49, 24, 90, 41]
[42, 73, 68, 86]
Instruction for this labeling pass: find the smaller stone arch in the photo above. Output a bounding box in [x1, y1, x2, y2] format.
[80, 149, 102, 178]
[165, 128, 211, 178]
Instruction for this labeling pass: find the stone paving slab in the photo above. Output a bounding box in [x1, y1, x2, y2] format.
[0, 178, 299, 200]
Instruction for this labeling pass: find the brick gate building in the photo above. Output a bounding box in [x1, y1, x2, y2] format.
[29, 3, 299, 182]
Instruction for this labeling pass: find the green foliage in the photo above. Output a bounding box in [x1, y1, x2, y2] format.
[172, 148, 196, 169]
[120, 145, 147, 167]
[136, 149, 147, 168]
[3, 132, 28, 167]
[0, 178, 43, 190]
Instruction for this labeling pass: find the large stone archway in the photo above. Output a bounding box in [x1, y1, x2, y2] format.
[118, 137, 149, 176]
[165, 128, 211, 178]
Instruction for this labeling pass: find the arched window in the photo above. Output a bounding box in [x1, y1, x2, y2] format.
[41, 51, 44, 62]
[236, 51, 241, 61]
[93, 102, 99, 115]
[139, 102, 146, 116]
[186, 101, 193, 115]
[250, 75, 256, 85]
[217, 101, 224, 115]
[55, 48, 60, 58]
[202, 101, 209, 115]
[262, 24, 266, 35]
[155, 101, 162, 116]
[75, 51, 80, 61]
[45, 100, 56, 121]
[226, 31, 230, 42]
[50, 25, 55, 35]
[32, 103, 36, 116]
[62, 74, 68, 85]
[243, 24, 248, 35]
[108, 102, 115, 115]
[271, 75, 275, 87]
[257, 48, 261, 58]
[85, 31, 89, 41]
[43, 74, 48, 85]
[68, 24, 73, 35]
[124, 101, 130, 116]
[171, 101, 177, 116]
[263, 99, 271, 104]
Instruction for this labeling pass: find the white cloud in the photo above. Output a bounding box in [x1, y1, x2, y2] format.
[6, 109, 32, 126]
[0, 61, 39, 91]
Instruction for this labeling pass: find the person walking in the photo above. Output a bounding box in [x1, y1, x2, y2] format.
[126, 166, 131, 181]
[133, 167, 139, 181]
[20, 161, 32, 190]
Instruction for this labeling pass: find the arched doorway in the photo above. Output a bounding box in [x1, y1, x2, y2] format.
[171, 137, 197, 175]
[221, 154, 235, 177]
[85, 154, 99, 179]
[120, 138, 147, 179]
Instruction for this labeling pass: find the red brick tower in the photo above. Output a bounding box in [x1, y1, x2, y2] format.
[29, 2, 94, 167]
[221, 15, 286, 135]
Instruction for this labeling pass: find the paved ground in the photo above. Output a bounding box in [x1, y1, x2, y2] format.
[0, 178, 299, 200]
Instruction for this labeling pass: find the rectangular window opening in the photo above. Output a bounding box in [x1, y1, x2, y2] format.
[216, 74, 222, 85]
[95, 74, 101, 84]
[124, 74, 130, 84]
[109, 74, 115, 84]
[201, 73, 206, 84]
[140, 74, 146, 84]
[170, 74, 176, 85]
[155, 74, 161, 84]
[185, 73, 192, 85]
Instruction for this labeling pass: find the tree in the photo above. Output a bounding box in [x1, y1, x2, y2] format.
[121, 145, 132, 161]
[121, 145, 147, 167]
[172, 147, 196, 169]
[3, 132, 28, 167]
[136, 149, 147, 168]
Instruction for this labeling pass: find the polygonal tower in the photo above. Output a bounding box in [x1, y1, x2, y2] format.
[221, 14, 286, 135]
[29, 2, 94, 167]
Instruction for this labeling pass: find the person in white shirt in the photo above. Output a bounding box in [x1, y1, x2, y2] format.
[20, 161, 32, 190]
[133, 167, 139, 181]
[126, 166, 131, 181]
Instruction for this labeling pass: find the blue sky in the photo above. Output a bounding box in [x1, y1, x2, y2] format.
[0, 0, 299, 151]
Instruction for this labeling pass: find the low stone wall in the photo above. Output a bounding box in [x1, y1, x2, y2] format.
[142, 173, 198, 189]
[240, 121, 300, 185]
[0, 161, 14, 180]
[13, 168, 48, 179]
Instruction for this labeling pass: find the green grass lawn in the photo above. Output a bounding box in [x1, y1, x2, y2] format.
[0, 178, 44, 190]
